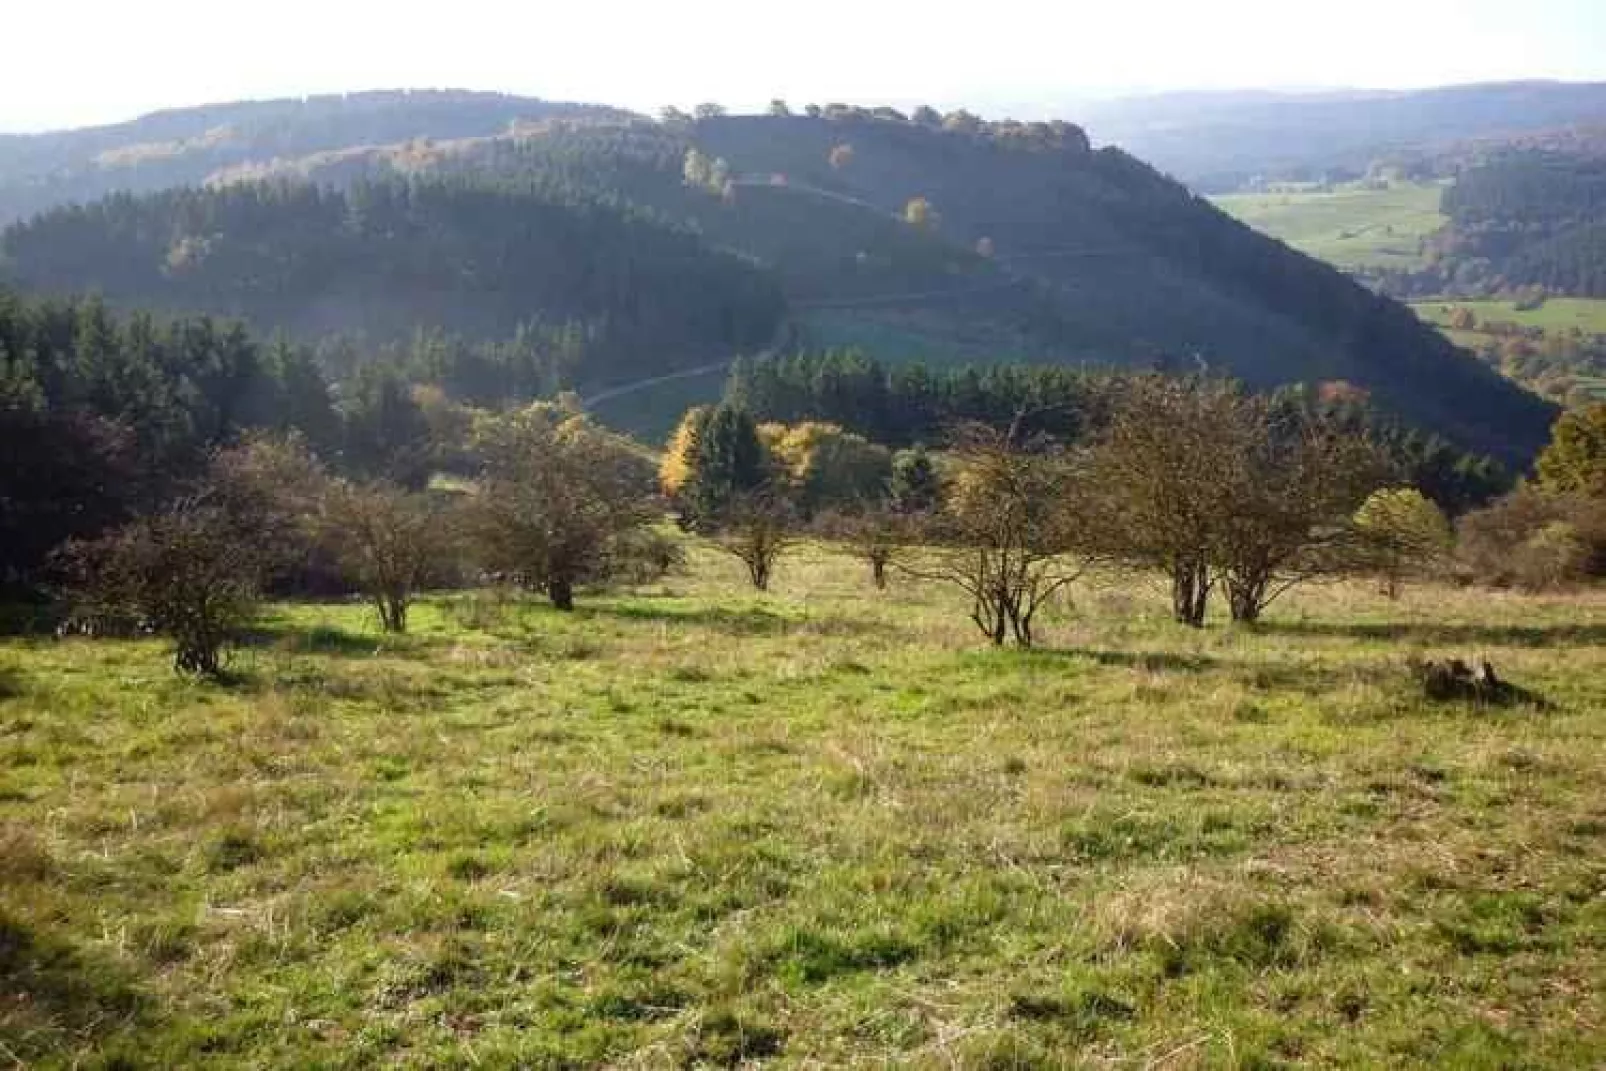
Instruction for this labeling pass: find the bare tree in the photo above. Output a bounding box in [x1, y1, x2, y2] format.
[816, 507, 912, 589]
[1084, 376, 1246, 627]
[900, 424, 1093, 646]
[1212, 403, 1387, 622]
[319, 480, 450, 633]
[712, 491, 798, 591]
[1087, 378, 1386, 625]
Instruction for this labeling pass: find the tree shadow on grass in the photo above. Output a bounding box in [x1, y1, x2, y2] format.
[1017, 646, 1391, 698]
[238, 622, 404, 659]
[582, 602, 888, 638]
[0, 665, 23, 701]
[1258, 620, 1606, 649]
[1030, 647, 1223, 673]
[0, 910, 152, 1063]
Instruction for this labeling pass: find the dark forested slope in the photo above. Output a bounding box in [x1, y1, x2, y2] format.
[1, 176, 784, 384]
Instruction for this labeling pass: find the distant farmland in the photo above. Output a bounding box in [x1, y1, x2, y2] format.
[1213, 181, 1446, 271]
[1413, 297, 1606, 337]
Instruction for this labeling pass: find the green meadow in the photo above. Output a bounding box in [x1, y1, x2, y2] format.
[1213, 182, 1446, 271]
[2, 544, 1603, 1067]
[1413, 298, 1606, 337]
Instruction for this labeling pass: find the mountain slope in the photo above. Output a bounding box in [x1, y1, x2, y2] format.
[685, 115, 1554, 462]
[0, 107, 1558, 463]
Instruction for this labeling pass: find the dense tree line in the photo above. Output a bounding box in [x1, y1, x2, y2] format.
[35, 380, 1605, 674]
[0, 289, 455, 589]
[1442, 153, 1606, 228]
[724, 351, 1509, 513]
[726, 349, 1102, 446]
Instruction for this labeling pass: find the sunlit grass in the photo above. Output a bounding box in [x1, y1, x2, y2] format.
[2, 543, 1603, 1066]
[1214, 181, 1446, 271]
[1413, 297, 1606, 337]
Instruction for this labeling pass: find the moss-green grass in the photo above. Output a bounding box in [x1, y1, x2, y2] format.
[3, 544, 1603, 1067]
[1213, 182, 1447, 271]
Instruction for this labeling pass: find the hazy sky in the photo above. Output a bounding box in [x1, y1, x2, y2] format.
[4, 0, 1605, 132]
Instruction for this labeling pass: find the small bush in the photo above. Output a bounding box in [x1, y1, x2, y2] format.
[1458, 487, 1606, 590]
[59, 497, 266, 676]
[605, 527, 688, 584]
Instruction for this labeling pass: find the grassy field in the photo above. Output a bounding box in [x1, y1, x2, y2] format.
[3, 544, 1604, 1067]
[1412, 298, 1606, 337]
[1213, 182, 1446, 271]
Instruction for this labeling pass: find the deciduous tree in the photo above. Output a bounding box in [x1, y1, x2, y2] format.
[760, 421, 890, 516]
[712, 491, 797, 591]
[468, 403, 658, 610]
[1085, 376, 1244, 626]
[904, 197, 936, 229]
[1353, 487, 1454, 598]
[61, 496, 265, 676]
[1211, 403, 1387, 622]
[902, 424, 1093, 646]
[320, 480, 450, 633]
[1536, 403, 1606, 498]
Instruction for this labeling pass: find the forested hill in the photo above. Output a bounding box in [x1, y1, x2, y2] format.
[1440, 152, 1606, 296]
[0, 105, 1557, 462]
[1, 177, 785, 385]
[1368, 151, 1606, 300]
[0, 90, 630, 225]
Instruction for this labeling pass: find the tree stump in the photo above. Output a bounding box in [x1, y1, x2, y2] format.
[1409, 657, 1546, 708]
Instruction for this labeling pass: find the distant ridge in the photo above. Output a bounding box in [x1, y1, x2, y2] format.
[1082, 81, 1606, 189]
[0, 89, 635, 224]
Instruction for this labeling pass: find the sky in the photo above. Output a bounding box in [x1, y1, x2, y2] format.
[3, 0, 1605, 133]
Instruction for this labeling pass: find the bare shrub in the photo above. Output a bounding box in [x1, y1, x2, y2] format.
[711, 492, 798, 591]
[60, 496, 265, 676]
[1458, 487, 1606, 590]
[815, 508, 914, 589]
[319, 481, 452, 633]
[900, 424, 1094, 646]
